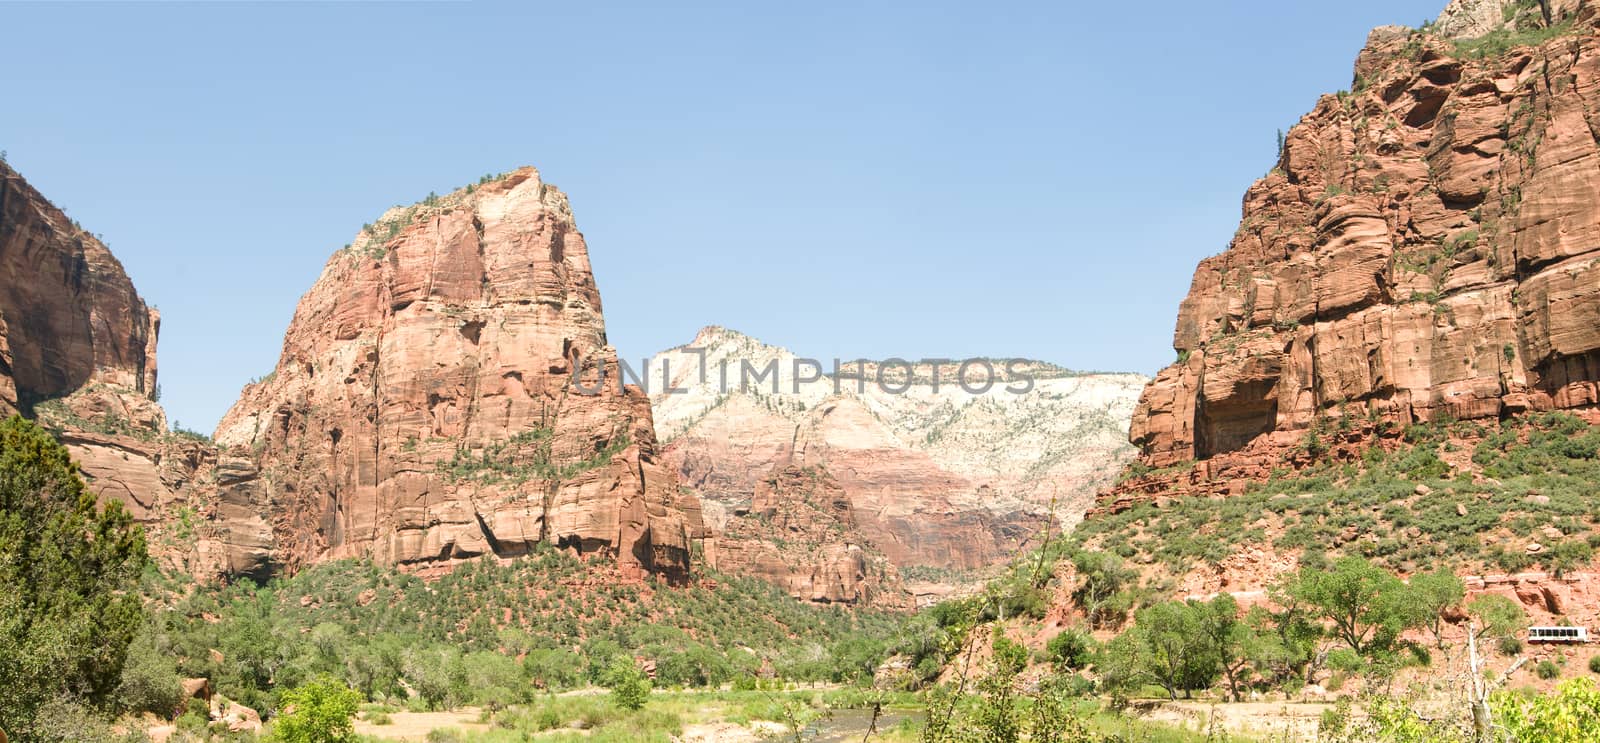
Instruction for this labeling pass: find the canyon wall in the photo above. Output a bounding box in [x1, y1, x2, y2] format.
[0, 161, 159, 415]
[1129, 0, 1600, 475]
[1, 162, 699, 583]
[211, 168, 699, 580]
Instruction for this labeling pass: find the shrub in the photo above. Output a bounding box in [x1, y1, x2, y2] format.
[1537, 660, 1561, 680]
[114, 620, 184, 717]
[1498, 635, 1524, 657]
[602, 660, 649, 711]
[1326, 648, 1364, 673]
[1045, 628, 1094, 671]
[1589, 655, 1600, 675]
[271, 675, 361, 743]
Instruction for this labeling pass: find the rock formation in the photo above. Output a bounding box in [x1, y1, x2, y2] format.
[1, 162, 698, 583]
[711, 464, 912, 609]
[210, 168, 699, 580]
[1129, 0, 1600, 476]
[0, 162, 231, 575]
[646, 327, 1144, 602]
[0, 161, 158, 416]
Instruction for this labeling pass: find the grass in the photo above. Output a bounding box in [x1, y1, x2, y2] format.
[346, 691, 1215, 743]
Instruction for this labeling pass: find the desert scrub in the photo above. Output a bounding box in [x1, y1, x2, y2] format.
[1076, 412, 1600, 576]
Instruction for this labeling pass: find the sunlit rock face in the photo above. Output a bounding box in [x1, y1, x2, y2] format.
[1131, 2, 1600, 470]
[646, 327, 1145, 603]
[212, 168, 699, 580]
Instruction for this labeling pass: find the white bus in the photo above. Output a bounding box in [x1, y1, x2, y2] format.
[1527, 626, 1589, 643]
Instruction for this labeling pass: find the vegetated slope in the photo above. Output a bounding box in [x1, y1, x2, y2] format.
[890, 1, 1600, 720]
[1102, 0, 1600, 582]
[1086, 0, 1600, 657]
[648, 326, 1144, 605]
[146, 546, 901, 717]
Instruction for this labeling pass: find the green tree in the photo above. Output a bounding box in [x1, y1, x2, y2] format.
[522, 648, 582, 691]
[1045, 628, 1094, 671]
[0, 415, 149, 739]
[1467, 594, 1527, 644]
[114, 618, 184, 717]
[1116, 601, 1220, 700]
[603, 659, 650, 711]
[1196, 594, 1261, 702]
[1284, 557, 1415, 655]
[1409, 571, 1466, 649]
[1495, 677, 1600, 742]
[270, 675, 361, 743]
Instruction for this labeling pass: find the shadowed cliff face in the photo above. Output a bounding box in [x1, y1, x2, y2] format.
[0, 161, 158, 415]
[1130, 0, 1600, 470]
[211, 168, 700, 580]
[0, 163, 205, 554]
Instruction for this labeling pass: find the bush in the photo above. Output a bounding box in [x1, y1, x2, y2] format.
[1326, 648, 1365, 673]
[602, 660, 649, 711]
[270, 675, 361, 743]
[1589, 655, 1600, 675]
[1498, 635, 1524, 656]
[1494, 678, 1600, 742]
[1537, 660, 1562, 680]
[114, 620, 184, 717]
[1045, 628, 1094, 671]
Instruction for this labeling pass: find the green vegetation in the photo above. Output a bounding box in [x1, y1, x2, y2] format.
[270, 675, 362, 743]
[438, 428, 630, 485]
[150, 548, 898, 718]
[1286, 556, 1417, 656]
[0, 416, 150, 741]
[1077, 412, 1600, 575]
[1451, 7, 1574, 60]
[601, 659, 650, 711]
[1321, 678, 1600, 743]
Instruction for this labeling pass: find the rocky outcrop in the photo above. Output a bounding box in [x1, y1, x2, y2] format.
[709, 464, 912, 609]
[648, 327, 1145, 579]
[1129, 1, 1600, 472]
[0, 161, 159, 416]
[211, 168, 698, 580]
[0, 163, 224, 573]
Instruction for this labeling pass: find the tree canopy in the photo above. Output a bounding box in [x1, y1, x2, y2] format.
[0, 415, 149, 740]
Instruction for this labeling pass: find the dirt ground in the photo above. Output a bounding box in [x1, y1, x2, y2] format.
[353, 709, 492, 740]
[1142, 701, 1332, 741]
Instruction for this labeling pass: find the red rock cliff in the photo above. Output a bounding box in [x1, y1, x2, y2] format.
[0, 161, 158, 414]
[0, 163, 208, 540]
[213, 168, 698, 579]
[1131, 0, 1600, 470]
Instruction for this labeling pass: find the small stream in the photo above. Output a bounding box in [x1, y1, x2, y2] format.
[801, 707, 925, 742]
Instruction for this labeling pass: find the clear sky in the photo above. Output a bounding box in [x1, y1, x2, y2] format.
[1, 0, 1446, 433]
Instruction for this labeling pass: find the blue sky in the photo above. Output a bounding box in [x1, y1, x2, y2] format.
[1, 0, 1445, 432]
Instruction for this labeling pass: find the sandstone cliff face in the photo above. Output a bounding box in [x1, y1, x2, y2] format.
[710, 464, 912, 609]
[1130, 0, 1600, 471]
[0, 163, 211, 550]
[648, 327, 1144, 591]
[210, 168, 698, 580]
[0, 161, 159, 415]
